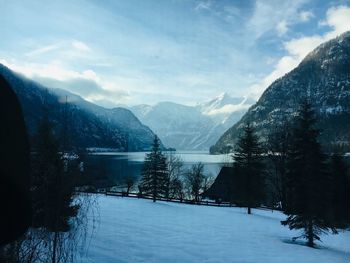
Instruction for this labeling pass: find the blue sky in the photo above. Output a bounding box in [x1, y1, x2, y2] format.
[1, 0, 350, 107]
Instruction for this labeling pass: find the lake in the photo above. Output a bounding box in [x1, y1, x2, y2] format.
[83, 151, 231, 187]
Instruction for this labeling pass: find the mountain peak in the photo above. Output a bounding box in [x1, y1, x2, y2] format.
[338, 30, 350, 42]
[197, 92, 251, 117]
[216, 92, 230, 100]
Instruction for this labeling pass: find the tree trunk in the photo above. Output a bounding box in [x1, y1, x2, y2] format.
[153, 193, 156, 202]
[307, 220, 314, 248]
[248, 206, 251, 214]
[52, 231, 58, 263]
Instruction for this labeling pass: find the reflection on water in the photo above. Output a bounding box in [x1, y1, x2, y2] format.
[84, 151, 232, 186]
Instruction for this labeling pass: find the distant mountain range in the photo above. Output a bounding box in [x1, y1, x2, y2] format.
[130, 93, 255, 150]
[0, 64, 158, 151]
[211, 31, 350, 154]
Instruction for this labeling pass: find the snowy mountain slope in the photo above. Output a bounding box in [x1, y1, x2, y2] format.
[0, 64, 158, 151]
[130, 94, 254, 150]
[80, 196, 350, 263]
[197, 92, 254, 118]
[211, 31, 350, 154]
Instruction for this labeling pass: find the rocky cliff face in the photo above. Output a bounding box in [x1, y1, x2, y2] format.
[211, 31, 350, 154]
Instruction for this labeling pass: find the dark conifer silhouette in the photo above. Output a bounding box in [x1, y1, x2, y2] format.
[140, 135, 168, 202]
[233, 123, 265, 214]
[329, 153, 350, 228]
[266, 120, 292, 210]
[0, 75, 31, 246]
[31, 115, 79, 262]
[282, 100, 335, 248]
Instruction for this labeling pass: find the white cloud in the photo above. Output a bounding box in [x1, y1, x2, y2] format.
[249, 5, 350, 99]
[276, 21, 288, 36]
[205, 103, 251, 116]
[195, 0, 212, 11]
[72, 40, 91, 52]
[324, 5, 350, 37]
[275, 9, 315, 37]
[24, 40, 91, 60]
[283, 35, 323, 59]
[25, 44, 61, 57]
[299, 10, 314, 22]
[248, 0, 309, 39]
[0, 59, 129, 107]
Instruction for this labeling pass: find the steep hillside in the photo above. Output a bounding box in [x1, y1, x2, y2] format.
[0, 64, 158, 151]
[211, 31, 350, 154]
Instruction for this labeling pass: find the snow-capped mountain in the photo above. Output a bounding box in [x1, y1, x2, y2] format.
[0, 64, 159, 151]
[130, 94, 255, 150]
[211, 31, 350, 154]
[197, 92, 255, 125]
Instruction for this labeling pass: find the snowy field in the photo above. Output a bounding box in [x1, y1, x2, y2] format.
[81, 195, 350, 263]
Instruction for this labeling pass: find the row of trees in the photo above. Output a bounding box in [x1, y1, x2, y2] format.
[139, 136, 213, 203]
[232, 100, 350, 247]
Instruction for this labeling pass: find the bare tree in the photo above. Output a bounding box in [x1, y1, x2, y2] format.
[124, 176, 135, 194]
[185, 163, 205, 202]
[169, 177, 184, 200]
[203, 174, 215, 193]
[165, 153, 184, 199]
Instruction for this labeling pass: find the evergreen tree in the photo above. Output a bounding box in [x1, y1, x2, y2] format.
[282, 100, 335, 248]
[233, 123, 265, 214]
[329, 153, 350, 228]
[31, 115, 79, 262]
[266, 120, 292, 210]
[140, 135, 168, 202]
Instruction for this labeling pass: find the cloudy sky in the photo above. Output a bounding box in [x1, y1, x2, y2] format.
[1, 0, 350, 107]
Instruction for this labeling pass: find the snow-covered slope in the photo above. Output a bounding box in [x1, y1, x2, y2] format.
[130, 94, 254, 150]
[211, 31, 350, 153]
[197, 92, 254, 118]
[81, 196, 350, 263]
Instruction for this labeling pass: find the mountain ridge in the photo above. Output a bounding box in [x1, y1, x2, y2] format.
[211, 31, 350, 154]
[130, 93, 255, 150]
[0, 64, 160, 151]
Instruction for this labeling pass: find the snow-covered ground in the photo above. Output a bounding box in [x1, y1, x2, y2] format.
[81, 195, 350, 263]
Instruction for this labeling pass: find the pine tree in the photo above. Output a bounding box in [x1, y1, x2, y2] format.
[233, 123, 265, 214]
[282, 100, 335, 248]
[266, 120, 292, 210]
[31, 115, 79, 262]
[140, 135, 168, 202]
[329, 153, 350, 228]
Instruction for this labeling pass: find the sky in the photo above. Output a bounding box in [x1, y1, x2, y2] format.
[1, 0, 350, 107]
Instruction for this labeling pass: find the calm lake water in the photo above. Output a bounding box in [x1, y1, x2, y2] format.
[84, 151, 231, 186]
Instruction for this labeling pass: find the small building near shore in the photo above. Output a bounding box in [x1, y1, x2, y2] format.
[202, 166, 236, 202]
